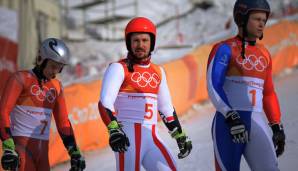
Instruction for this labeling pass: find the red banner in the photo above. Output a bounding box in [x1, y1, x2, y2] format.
[0, 36, 18, 99]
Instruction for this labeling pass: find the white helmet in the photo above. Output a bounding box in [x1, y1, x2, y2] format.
[38, 38, 70, 65]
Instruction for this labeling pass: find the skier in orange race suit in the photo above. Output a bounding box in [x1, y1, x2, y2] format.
[0, 38, 86, 171]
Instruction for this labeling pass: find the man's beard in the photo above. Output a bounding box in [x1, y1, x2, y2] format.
[127, 52, 151, 65]
[133, 49, 149, 59]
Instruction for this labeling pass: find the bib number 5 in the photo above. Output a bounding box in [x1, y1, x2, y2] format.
[144, 103, 153, 119]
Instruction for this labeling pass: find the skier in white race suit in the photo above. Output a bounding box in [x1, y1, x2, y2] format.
[98, 17, 192, 171]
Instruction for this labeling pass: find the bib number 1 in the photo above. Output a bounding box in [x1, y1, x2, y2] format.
[249, 89, 256, 106]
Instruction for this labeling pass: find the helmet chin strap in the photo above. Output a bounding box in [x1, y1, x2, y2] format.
[259, 33, 264, 40]
[33, 59, 48, 88]
[240, 15, 250, 59]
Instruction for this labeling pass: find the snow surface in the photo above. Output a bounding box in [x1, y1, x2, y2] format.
[52, 68, 298, 171]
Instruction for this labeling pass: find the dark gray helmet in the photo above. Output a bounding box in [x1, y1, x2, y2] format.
[233, 0, 271, 26]
[38, 38, 70, 65]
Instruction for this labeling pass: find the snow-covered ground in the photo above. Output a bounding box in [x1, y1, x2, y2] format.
[52, 67, 298, 171]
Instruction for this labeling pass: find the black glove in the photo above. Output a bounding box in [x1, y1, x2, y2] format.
[68, 147, 86, 171]
[108, 121, 130, 153]
[270, 123, 286, 157]
[1, 138, 19, 171]
[1, 149, 19, 171]
[225, 110, 248, 143]
[170, 128, 192, 159]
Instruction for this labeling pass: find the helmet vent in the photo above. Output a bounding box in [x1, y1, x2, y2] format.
[49, 39, 60, 56]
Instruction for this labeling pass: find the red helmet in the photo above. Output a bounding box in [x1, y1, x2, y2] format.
[125, 17, 156, 52]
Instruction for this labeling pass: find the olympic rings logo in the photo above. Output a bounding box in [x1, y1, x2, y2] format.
[236, 54, 268, 72]
[131, 72, 160, 88]
[30, 85, 57, 103]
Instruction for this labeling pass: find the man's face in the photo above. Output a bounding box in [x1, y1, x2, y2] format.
[130, 33, 151, 59]
[247, 11, 267, 39]
[43, 59, 64, 79]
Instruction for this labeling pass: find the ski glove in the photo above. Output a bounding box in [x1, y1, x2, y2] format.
[270, 123, 285, 157]
[225, 110, 248, 143]
[68, 146, 86, 171]
[108, 121, 130, 153]
[170, 128, 192, 159]
[1, 138, 19, 170]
